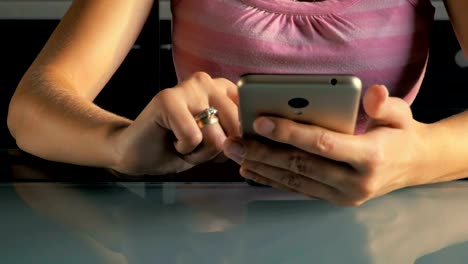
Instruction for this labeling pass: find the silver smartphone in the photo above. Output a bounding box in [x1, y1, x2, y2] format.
[237, 74, 362, 137]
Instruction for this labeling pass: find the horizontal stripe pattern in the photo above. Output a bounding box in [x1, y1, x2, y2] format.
[171, 0, 434, 133]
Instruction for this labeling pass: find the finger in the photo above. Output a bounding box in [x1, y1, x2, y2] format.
[171, 107, 205, 155]
[214, 77, 239, 105]
[239, 167, 300, 194]
[210, 78, 240, 137]
[155, 73, 236, 158]
[252, 116, 368, 165]
[240, 160, 343, 202]
[226, 137, 357, 192]
[182, 76, 239, 164]
[210, 94, 241, 138]
[186, 73, 238, 105]
[158, 73, 238, 164]
[168, 76, 223, 156]
[183, 117, 227, 165]
[211, 152, 229, 163]
[153, 90, 203, 155]
[223, 138, 245, 164]
[363, 85, 413, 130]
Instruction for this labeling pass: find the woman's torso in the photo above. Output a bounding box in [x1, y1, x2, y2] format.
[170, 0, 435, 133]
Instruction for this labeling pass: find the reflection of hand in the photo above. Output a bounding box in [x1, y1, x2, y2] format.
[177, 186, 253, 232]
[354, 184, 468, 263]
[111, 72, 240, 175]
[224, 85, 431, 206]
[355, 195, 420, 263]
[12, 174, 129, 263]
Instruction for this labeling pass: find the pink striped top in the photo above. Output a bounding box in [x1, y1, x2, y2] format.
[170, 0, 435, 133]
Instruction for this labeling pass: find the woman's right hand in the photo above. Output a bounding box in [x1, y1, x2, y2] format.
[111, 72, 240, 175]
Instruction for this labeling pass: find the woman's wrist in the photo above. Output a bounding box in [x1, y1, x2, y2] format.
[102, 119, 133, 172]
[413, 114, 468, 185]
[411, 121, 444, 186]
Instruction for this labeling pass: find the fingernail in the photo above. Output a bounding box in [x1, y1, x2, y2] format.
[240, 168, 256, 180]
[241, 169, 267, 186]
[254, 118, 275, 135]
[224, 140, 245, 158]
[227, 153, 244, 165]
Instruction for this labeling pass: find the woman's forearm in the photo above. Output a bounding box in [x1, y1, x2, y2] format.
[413, 1, 468, 184]
[8, 68, 131, 168]
[416, 110, 468, 185]
[7, 0, 155, 169]
[444, 0, 468, 52]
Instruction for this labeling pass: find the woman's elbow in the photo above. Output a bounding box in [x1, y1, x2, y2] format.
[7, 87, 37, 151]
[8, 93, 25, 146]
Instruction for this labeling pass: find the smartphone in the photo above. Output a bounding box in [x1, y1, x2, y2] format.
[237, 74, 362, 137]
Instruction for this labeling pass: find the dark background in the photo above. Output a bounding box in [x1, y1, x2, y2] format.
[1, 4, 467, 150]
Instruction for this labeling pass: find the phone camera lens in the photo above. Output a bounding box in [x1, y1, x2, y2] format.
[330, 78, 338, 86]
[288, 98, 309, 108]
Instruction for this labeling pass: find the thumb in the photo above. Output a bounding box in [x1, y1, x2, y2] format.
[363, 85, 413, 130]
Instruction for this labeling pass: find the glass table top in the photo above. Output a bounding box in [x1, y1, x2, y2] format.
[1, 149, 468, 263]
[2, 180, 468, 264]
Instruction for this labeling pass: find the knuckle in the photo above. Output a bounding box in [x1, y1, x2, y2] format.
[272, 121, 294, 142]
[363, 149, 385, 174]
[287, 151, 310, 175]
[148, 96, 160, 110]
[185, 132, 203, 149]
[191, 71, 212, 83]
[279, 173, 303, 189]
[154, 89, 184, 111]
[218, 77, 236, 89]
[154, 89, 174, 104]
[313, 131, 335, 154]
[354, 179, 377, 199]
[150, 94, 172, 126]
[215, 77, 233, 85]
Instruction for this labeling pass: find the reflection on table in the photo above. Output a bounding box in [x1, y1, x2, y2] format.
[2, 172, 468, 263]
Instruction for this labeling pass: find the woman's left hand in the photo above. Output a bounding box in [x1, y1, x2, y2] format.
[224, 85, 432, 206]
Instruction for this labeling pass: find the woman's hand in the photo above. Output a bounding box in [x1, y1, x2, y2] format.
[112, 72, 240, 175]
[224, 85, 432, 206]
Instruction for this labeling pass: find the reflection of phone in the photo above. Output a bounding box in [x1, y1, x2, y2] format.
[237, 74, 362, 137]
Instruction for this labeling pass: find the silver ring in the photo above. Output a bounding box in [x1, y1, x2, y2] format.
[195, 107, 219, 128]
